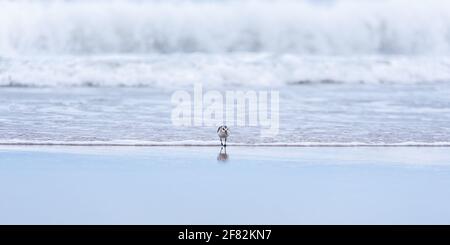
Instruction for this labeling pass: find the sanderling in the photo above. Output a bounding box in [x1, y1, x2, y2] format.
[217, 125, 229, 147]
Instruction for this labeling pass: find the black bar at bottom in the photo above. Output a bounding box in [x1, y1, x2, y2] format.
[0, 225, 449, 242]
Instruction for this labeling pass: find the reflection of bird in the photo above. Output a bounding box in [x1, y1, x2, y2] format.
[217, 125, 229, 147]
[217, 146, 229, 162]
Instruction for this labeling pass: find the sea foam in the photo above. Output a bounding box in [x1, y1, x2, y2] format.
[1, 0, 450, 87]
[1, 55, 450, 87]
[0, 0, 450, 56]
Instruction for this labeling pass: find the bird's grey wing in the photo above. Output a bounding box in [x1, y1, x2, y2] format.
[217, 126, 221, 133]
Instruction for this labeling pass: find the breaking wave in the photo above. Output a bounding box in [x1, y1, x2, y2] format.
[1, 0, 450, 55]
[1, 55, 450, 87]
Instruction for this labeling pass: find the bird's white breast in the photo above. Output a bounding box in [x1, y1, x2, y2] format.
[218, 131, 228, 138]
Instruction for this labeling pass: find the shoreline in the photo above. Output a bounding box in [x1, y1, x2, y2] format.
[1, 143, 450, 147]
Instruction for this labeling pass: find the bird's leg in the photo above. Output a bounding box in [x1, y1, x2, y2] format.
[220, 138, 223, 146]
[224, 138, 227, 147]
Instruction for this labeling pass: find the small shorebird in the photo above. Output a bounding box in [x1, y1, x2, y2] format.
[217, 125, 229, 147]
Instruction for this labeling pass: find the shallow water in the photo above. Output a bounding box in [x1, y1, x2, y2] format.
[0, 83, 449, 145]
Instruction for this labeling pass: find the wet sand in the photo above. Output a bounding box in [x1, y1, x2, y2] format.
[0, 146, 449, 224]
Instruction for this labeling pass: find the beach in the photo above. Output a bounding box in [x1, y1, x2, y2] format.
[1, 0, 450, 227]
[1, 145, 449, 225]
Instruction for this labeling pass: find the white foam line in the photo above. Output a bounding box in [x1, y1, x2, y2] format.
[0, 141, 449, 147]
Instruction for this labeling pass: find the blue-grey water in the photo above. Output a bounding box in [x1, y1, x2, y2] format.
[1, 1, 450, 145]
[0, 83, 449, 145]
